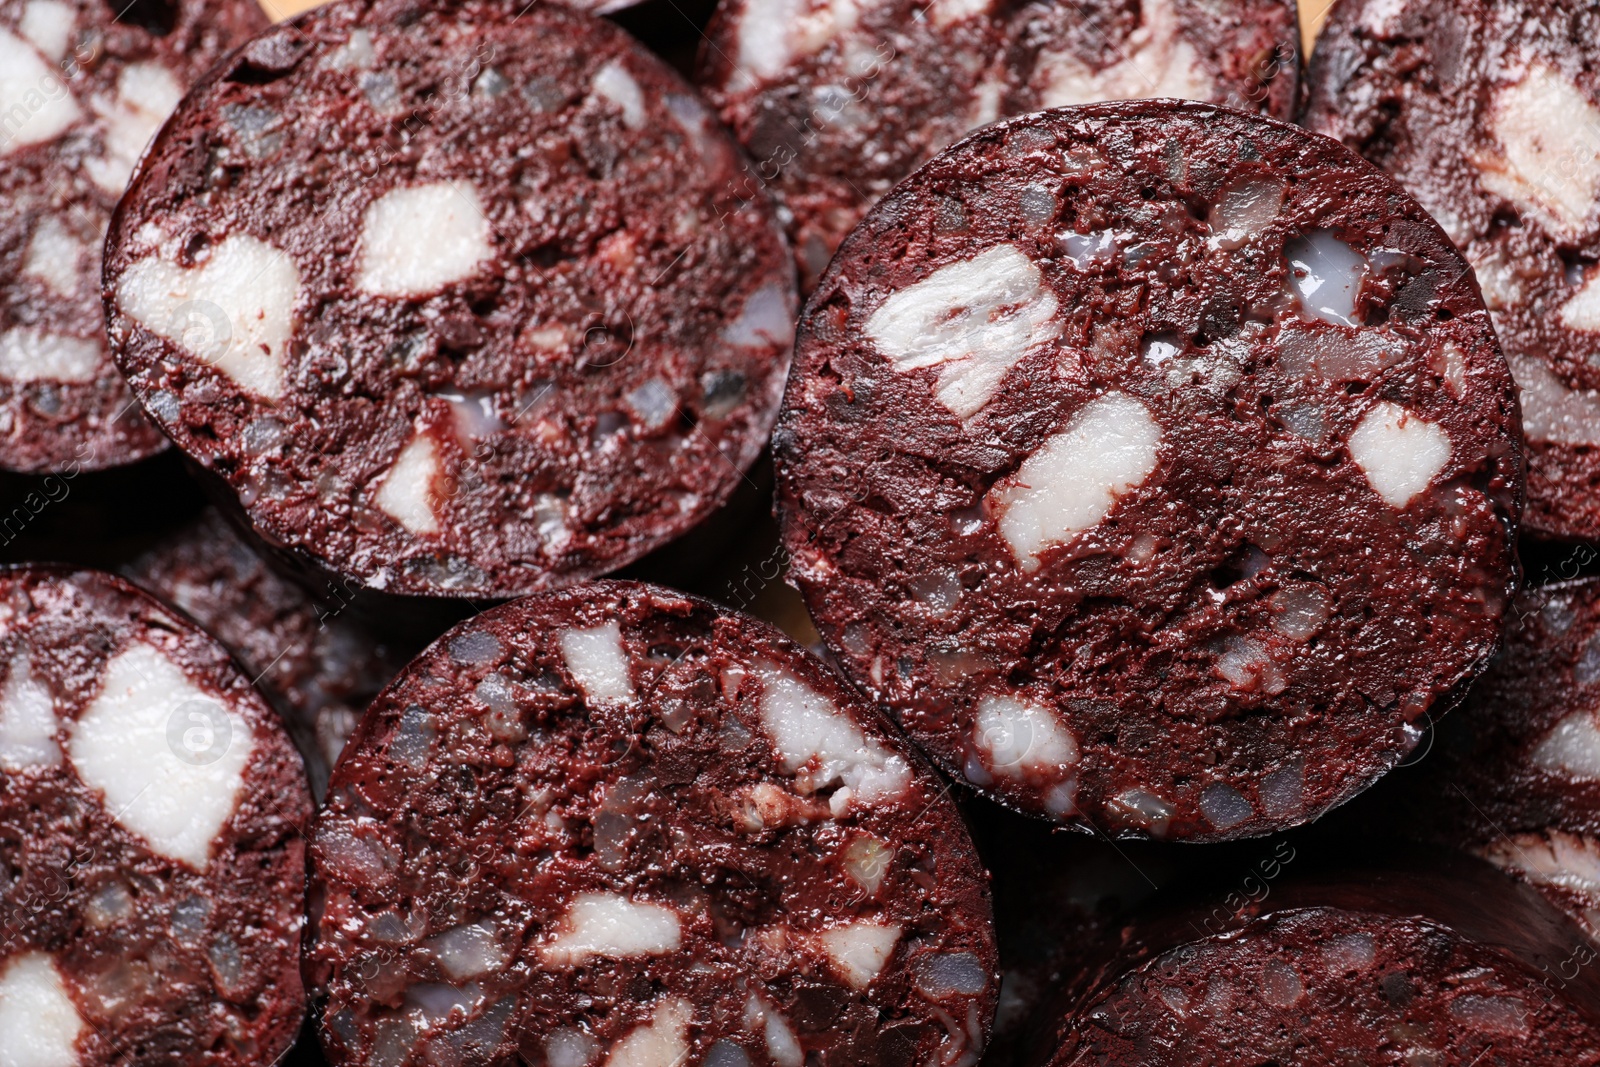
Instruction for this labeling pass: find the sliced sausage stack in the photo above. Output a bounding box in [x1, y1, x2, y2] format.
[5, 0, 1600, 1062]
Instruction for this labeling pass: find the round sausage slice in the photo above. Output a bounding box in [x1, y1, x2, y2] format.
[1370, 575, 1600, 944]
[103, 0, 796, 600]
[696, 0, 1302, 289]
[775, 101, 1523, 842]
[1304, 0, 1600, 541]
[307, 580, 998, 1067]
[0, 566, 311, 1064]
[0, 0, 267, 474]
[1031, 858, 1600, 1065]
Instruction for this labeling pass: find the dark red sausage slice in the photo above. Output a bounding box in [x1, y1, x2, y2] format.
[696, 0, 1302, 289]
[307, 580, 997, 1067]
[1032, 858, 1600, 1065]
[103, 0, 796, 600]
[776, 101, 1522, 841]
[0, 566, 311, 1064]
[1304, 0, 1600, 540]
[1371, 576, 1600, 944]
[0, 0, 267, 474]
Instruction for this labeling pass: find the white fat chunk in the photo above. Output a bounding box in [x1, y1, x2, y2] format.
[358, 182, 494, 297]
[1479, 830, 1600, 902]
[605, 998, 691, 1067]
[988, 392, 1161, 570]
[1358, 0, 1406, 31]
[723, 284, 795, 350]
[0, 952, 85, 1067]
[816, 922, 900, 989]
[18, 0, 74, 60]
[734, 0, 866, 86]
[1560, 270, 1600, 332]
[864, 243, 1062, 420]
[1477, 62, 1600, 238]
[328, 28, 376, 69]
[757, 666, 911, 809]
[427, 922, 509, 981]
[1199, 781, 1254, 830]
[1210, 177, 1284, 250]
[1036, 0, 1214, 107]
[542, 893, 682, 965]
[437, 389, 506, 440]
[592, 60, 646, 130]
[1449, 995, 1529, 1038]
[84, 61, 182, 194]
[1531, 710, 1600, 780]
[0, 652, 61, 771]
[67, 642, 255, 869]
[929, 0, 991, 28]
[375, 432, 443, 536]
[745, 997, 803, 1067]
[547, 1030, 601, 1067]
[560, 623, 637, 705]
[117, 234, 299, 400]
[0, 29, 82, 154]
[0, 328, 101, 384]
[1510, 350, 1600, 447]
[966, 75, 1004, 131]
[1285, 231, 1366, 327]
[22, 216, 84, 296]
[841, 835, 892, 895]
[1347, 401, 1451, 509]
[972, 694, 1077, 780]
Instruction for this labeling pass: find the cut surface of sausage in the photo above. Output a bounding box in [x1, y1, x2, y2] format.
[1371, 577, 1600, 943]
[696, 0, 1302, 288]
[1304, 0, 1600, 540]
[1034, 863, 1600, 1065]
[103, 0, 796, 599]
[0, 0, 267, 473]
[775, 101, 1522, 841]
[308, 580, 997, 1067]
[0, 566, 311, 1065]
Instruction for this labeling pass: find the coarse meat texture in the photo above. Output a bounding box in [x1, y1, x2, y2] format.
[119, 507, 416, 799]
[1304, 0, 1600, 540]
[1361, 576, 1600, 944]
[1041, 907, 1600, 1064]
[308, 580, 998, 1067]
[776, 100, 1523, 842]
[0, 566, 311, 1066]
[697, 0, 1302, 289]
[103, 0, 796, 600]
[0, 0, 267, 473]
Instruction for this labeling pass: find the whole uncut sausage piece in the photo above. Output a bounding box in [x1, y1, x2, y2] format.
[1304, 0, 1600, 540]
[1030, 858, 1600, 1065]
[307, 580, 998, 1067]
[0, 0, 267, 473]
[696, 0, 1302, 289]
[103, 0, 796, 600]
[0, 566, 311, 1065]
[776, 101, 1523, 842]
